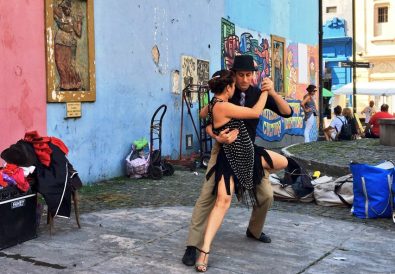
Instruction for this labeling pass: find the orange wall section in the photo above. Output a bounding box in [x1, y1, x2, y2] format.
[0, 1, 47, 155]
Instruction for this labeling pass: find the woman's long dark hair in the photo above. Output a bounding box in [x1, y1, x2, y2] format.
[208, 70, 235, 94]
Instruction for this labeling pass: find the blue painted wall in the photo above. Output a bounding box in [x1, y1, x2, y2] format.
[225, 0, 318, 44]
[47, 0, 318, 184]
[47, 0, 225, 183]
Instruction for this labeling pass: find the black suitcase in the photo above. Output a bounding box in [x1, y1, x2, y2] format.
[0, 187, 37, 250]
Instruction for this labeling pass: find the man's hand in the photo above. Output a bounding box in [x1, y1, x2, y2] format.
[261, 78, 275, 96]
[215, 128, 239, 144]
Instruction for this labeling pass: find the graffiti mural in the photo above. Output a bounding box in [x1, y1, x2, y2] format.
[220, 18, 319, 142]
[285, 43, 298, 98]
[256, 99, 305, 141]
[221, 18, 237, 70]
[221, 18, 271, 87]
[254, 36, 271, 81]
[307, 45, 319, 142]
[308, 45, 319, 86]
[271, 35, 285, 95]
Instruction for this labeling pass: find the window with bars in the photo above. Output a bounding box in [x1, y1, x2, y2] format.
[378, 7, 388, 23]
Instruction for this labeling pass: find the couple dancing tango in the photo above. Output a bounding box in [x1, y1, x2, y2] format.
[182, 55, 294, 272]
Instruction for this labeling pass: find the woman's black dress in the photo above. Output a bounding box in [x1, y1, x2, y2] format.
[206, 97, 270, 206]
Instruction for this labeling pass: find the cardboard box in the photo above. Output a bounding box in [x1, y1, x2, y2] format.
[0, 193, 37, 250]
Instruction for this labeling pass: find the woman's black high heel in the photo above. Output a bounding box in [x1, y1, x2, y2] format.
[195, 248, 210, 272]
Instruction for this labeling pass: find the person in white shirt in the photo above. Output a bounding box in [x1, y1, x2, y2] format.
[361, 100, 376, 124]
[323, 105, 346, 140]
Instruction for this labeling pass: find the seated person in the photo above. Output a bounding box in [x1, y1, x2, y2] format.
[342, 107, 360, 139]
[323, 105, 345, 141]
[361, 100, 376, 126]
[365, 104, 394, 138]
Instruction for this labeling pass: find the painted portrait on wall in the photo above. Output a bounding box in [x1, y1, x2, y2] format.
[45, 0, 96, 102]
[271, 35, 285, 95]
[285, 43, 298, 99]
[308, 45, 319, 86]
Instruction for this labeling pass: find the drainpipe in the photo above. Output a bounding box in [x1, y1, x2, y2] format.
[352, 0, 357, 114]
[318, 0, 323, 131]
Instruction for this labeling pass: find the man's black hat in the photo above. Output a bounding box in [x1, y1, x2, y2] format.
[231, 55, 257, 71]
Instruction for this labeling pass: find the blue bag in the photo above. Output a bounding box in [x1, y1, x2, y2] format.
[350, 161, 394, 219]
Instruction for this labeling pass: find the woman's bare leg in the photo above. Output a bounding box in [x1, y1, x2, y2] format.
[261, 150, 288, 171]
[196, 176, 235, 270]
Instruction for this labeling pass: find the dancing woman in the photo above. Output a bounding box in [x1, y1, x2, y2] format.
[195, 70, 287, 272]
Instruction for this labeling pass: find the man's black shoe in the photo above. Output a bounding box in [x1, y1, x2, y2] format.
[246, 229, 271, 243]
[182, 246, 196, 266]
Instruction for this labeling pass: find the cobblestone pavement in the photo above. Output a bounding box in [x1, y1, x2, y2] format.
[3, 141, 394, 273]
[283, 138, 395, 176]
[79, 165, 395, 232]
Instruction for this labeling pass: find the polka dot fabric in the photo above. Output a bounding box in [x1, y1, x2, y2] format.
[210, 98, 256, 191]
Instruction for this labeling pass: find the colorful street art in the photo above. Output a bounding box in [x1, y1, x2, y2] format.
[271, 35, 285, 95]
[220, 18, 319, 142]
[285, 43, 298, 99]
[307, 45, 319, 142]
[256, 100, 305, 141]
[221, 18, 271, 87]
[308, 45, 319, 87]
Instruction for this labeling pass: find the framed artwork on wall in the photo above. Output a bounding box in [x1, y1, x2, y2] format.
[45, 0, 96, 102]
[271, 35, 285, 95]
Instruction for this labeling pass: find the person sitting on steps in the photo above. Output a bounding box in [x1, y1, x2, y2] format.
[323, 105, 346, 141]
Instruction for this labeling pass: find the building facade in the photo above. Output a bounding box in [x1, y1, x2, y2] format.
[0, 0, 318, 183]
[322, 0, 395, 114]
[355, 0, 395, 112]
[322, 0, 353, 34]
[322, 0, 353, 108]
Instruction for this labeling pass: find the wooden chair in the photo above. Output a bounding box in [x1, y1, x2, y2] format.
[46, 189, 81, 235]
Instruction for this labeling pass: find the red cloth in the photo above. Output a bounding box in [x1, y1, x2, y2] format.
[0, 173, 7, 187]
[50, 137, 69, 155]
[2, 164, 19, 176]
[369, 112, 394, 136]
[2, 164, 30, 192]
[24, 131, 68, 166]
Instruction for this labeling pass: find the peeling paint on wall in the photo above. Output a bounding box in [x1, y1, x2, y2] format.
[153, 6, 169, 75]
[152, 45, 160, 65]
[171, 69, 180, 94]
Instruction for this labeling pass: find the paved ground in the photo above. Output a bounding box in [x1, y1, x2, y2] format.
[282, 138, 395, 177]
[1, 205, 395, 274]
[1, 139, 395, 273]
